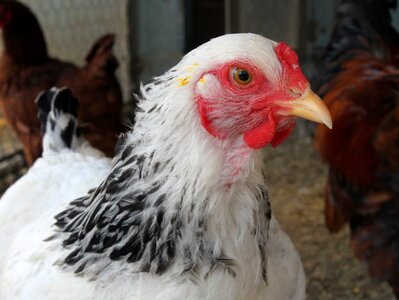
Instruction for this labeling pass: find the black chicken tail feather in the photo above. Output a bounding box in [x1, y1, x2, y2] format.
[36, 87, 82, 152]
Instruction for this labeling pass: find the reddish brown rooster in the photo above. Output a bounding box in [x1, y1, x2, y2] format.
[314, 0, 399, 296]
[0, 1, 124, 165]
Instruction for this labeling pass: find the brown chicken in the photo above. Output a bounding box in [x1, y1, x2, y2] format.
[314, 0, 399, 296]
[0, 1, 124, 165]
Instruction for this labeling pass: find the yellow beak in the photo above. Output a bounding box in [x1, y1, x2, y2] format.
[282, 88, 332, 129]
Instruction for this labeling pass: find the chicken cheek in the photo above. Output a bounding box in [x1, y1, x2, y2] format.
[197, 97, 225, 139]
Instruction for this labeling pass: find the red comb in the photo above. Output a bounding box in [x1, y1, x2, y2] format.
[275, 42, 299, 70]
[274, 42, 307, 90]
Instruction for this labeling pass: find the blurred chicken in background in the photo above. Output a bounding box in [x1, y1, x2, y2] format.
[0, 0, 124, 165]
[314, 0, 399, 296]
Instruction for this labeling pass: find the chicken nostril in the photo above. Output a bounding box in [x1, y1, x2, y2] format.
[289, 88, 302, 98]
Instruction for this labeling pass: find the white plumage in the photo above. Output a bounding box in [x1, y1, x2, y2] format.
[0, 34, 332, 300]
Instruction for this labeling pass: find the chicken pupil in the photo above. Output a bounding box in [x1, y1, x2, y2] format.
[238, 70, 249, 81]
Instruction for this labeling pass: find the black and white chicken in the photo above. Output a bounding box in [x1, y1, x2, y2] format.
[0, 34, 331, 300]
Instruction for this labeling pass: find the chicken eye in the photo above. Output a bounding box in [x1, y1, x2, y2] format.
[231, 67, 252, 85]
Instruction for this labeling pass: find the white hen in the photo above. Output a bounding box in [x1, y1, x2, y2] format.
[0, 34, 331, 300]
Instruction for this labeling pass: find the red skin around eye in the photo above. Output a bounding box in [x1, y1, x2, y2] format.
[197, 61, 271, 140]
[197, 53, 304, 149]
[217, 62, 267, 94]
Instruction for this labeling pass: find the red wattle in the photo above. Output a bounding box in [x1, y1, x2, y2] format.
[243, 116, 276, 149]
[271, 123, 295, 147]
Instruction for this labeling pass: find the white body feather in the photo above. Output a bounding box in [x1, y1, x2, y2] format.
[1, 216, 304, 300]
[0, 34, 306, 300]
[0, 151, 111, 274]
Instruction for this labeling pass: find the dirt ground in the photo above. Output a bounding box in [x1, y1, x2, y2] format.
[265, 128, 394, 300]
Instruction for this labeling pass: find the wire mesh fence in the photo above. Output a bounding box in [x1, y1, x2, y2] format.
[0, 0, 131, 194]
